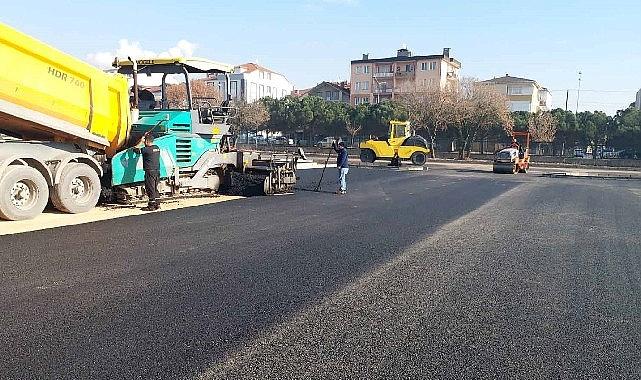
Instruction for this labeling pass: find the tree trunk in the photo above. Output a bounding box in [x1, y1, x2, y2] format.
[464, 128, 478, 160]
[458, 138, 466, 160]
[429, 134, 436, 158]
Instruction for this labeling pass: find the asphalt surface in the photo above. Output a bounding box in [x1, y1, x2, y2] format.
[1, 165, 640, 379]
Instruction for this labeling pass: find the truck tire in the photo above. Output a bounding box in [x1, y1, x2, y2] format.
[360, 149, 375, 163]
[0, 165, 50, 221]
[51, 163, 101, 214]
[410, 151, 427, 165]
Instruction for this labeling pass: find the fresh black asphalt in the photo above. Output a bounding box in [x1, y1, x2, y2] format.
[0, 166, 640, 379]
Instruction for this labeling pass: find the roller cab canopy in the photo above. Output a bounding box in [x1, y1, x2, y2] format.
[114, 57, 234, 75]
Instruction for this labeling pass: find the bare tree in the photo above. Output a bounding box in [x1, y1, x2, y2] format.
[397, 85, 451, 158]
[345, 120, 362, 146]
[528, 111, 557, 154]
[230, 100, 270, 137]
[166, 79, 221, 108]
[448, 78, 513, 159]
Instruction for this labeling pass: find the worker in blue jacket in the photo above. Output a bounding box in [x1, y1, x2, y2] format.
[332, 140, 349, 194]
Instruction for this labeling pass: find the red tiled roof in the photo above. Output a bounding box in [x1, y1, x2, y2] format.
[238, 62, 278, 75]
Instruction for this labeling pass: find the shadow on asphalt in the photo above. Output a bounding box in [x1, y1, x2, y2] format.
[294, 187, 337, 194]
[455, 168, 492, 174]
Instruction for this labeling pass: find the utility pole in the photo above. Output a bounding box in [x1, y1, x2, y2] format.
[565, 90, 569, 111]
[575, 71, 582, 114]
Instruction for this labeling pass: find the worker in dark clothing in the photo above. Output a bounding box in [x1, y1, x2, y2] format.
[332, 140, 349, 194]
[134, 133, 161, 211]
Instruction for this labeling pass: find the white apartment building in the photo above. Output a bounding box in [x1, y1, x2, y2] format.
[206, 63, 294, 103]
[636, 88, 641, 110]
[481, 75, 551, 112]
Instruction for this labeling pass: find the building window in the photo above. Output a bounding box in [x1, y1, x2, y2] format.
[332, 91, 339, 100]
[363, 81, 369, 90]
[259, 84, 265, 98]
[355, 82, 361, 92]
[429, 62, 437, 70]
[405, 64, 413, 72]
[250, 82, 257, 100]
[355, 96, 370, 105]
[282, 89, 286, 98]
[356, 66, 362, 74]
[421, 78, 436, 87]
[267, 72, 272, 80]
[364, 65, 370, 74]
[421, 62, 427, 71]
[509, 87, 523, 95]
[230, 81, 238, 99]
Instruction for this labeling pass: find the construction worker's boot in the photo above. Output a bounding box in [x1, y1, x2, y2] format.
[142, 202, 156, 211]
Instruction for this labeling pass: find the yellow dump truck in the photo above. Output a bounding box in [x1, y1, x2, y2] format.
[0, 23, 131, 154]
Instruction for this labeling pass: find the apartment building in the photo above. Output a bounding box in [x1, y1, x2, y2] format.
[350, 47, 461, 105]
[636, 88, 641, 110]
[480, 75, 551, 112]
[206, 63, 294, 103]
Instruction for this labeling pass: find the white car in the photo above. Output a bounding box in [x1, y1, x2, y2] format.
[315, 137, 342, 148]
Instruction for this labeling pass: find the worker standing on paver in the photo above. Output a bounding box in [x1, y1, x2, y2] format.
[333, 141, 349, 194]
[134, 133, 162, 211]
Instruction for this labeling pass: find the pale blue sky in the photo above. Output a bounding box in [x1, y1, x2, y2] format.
[3, 0, 640, 114]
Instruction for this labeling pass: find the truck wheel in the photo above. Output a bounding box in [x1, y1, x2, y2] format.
[410, 151, 427, 165]
[51, 163, 101, 214]
[0, 165, 50, 221]
[360, 149, 375, 163]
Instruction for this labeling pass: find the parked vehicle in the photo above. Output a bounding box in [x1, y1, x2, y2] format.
[270, 136, 293, 146]
[316, 137, 342, 148]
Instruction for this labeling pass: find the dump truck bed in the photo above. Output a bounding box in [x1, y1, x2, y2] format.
[0, 22, 130, 156]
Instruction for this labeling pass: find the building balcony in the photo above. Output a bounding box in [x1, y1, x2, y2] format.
[373, 88, 394, 94]
[373, 72, 394, 78]
[394, 72, 415, 79]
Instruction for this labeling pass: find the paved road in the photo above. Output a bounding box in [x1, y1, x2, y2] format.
[1, 166, 640, 379]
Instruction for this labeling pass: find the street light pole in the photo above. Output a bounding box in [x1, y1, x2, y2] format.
[576, 71, 582, 114]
